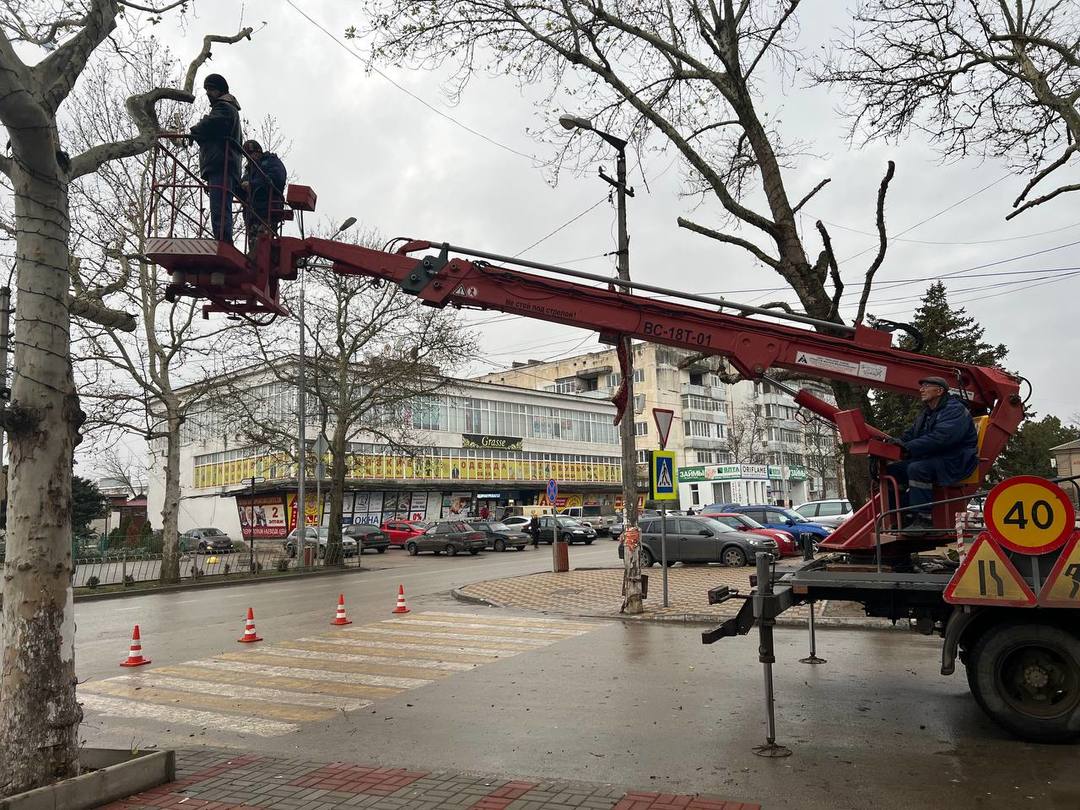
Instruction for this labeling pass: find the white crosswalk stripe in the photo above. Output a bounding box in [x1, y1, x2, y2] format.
[78, 611, 600, 739]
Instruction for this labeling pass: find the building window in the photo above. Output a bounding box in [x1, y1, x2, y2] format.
[689, 483, 700, 506]
[634, 421, 649, 437]
[633, 394, 645, 413]
[636, 449, 650, 464]
[633, 368, 646, 383]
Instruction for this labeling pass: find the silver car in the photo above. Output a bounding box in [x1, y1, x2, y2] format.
[793, 499, 853, 529]
[284, 526, 358, 558]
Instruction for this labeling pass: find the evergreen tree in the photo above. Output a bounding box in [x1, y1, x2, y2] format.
[993, 415, 1080, 482]
[872, 283, 1009, 436]
[71, 477, 108, 540]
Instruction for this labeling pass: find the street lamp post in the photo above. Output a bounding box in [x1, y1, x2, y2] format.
[559, 114, 642, 614]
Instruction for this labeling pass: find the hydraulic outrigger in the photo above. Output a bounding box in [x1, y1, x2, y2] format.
[148, 158, 1079, 745]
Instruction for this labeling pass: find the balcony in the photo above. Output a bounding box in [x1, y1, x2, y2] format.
[681, 383, 727, 400]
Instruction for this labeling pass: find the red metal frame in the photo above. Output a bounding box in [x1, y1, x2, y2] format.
[152, 178, 1025, 555]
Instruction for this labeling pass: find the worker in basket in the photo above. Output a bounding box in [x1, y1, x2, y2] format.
[884, 376, 978, 531]
[241, 139, 287, 240]
[189, 73, 243, 244]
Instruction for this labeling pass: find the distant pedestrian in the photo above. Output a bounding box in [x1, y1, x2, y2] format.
[480, 505, 490, 520]
[189, 74, 243, 243]
[686, 506, 695, 516]
[529, 515, 540, 548]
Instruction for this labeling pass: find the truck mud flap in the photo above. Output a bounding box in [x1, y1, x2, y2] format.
[701, 597, 755, 644]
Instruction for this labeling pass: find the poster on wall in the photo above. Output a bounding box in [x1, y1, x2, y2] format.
[409, 492, 429, 521]
[445, 492, 472, 517]
[236, 494, 289, 538]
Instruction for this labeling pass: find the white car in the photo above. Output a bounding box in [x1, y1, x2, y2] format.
[502, 516, 532, 530]
[793, 499, 853, 529]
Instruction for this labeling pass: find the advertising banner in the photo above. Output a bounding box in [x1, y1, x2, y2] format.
[462, 434, 524, 451]
[236, 494, 289, 539]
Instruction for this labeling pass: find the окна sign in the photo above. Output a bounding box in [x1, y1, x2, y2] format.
[461, 434, 524, 451]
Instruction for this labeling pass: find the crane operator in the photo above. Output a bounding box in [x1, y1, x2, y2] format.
[884, 376, 979, 531]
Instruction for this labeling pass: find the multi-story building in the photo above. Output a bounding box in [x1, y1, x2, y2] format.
[146, 363, 622, 543]
[475, 343, 844, 510]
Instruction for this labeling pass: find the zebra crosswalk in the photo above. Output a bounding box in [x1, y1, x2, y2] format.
[79, 611, 599, 738]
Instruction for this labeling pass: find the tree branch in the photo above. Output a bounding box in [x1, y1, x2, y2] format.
[814, 220, 842, 321]
[35, 0, 119, 113]
[69, 297, 136, 332]
[855, 160, 895, 325]
[1006, 181, 1080, 219]
[676, 216, 780, 268]
[182, 27, 255, 93]
[792, 177, 831, 214]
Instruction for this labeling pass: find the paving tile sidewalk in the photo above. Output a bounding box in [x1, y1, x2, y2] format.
[105, 749, 760, 809]
[455, 566, 894, 628]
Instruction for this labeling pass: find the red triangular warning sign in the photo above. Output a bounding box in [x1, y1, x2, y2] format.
[944, 533, 1036, 607]
[1037, 532, 1080, 608]
[652, 408, 675, 450]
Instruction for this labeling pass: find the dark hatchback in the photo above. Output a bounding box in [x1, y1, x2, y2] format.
[618, 515, 778, 567]
[343, 523, 391, 553]
[406, 521, 487, 556]
[467, 520, 530, 552]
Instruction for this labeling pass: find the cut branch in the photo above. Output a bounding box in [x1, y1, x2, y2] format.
[182, 27, 255, 93]
[855, 160, 895, 325]
[814, 220, 842, 321]
[792, 178, 831, 214]
[676, 216, 780, 268]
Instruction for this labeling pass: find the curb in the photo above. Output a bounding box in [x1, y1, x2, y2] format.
[72, 563, 370, 603]
[450, 581, 898, 630]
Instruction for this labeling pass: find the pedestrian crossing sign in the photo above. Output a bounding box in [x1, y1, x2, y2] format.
[649, 450, 677, 501]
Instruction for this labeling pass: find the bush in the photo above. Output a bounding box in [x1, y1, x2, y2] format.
[123, 574, 135, 587]
[86, 576, 100, 589]
[276, 558, 290, 572]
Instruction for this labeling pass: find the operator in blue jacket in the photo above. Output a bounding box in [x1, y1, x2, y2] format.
[885, 376, 978, 531]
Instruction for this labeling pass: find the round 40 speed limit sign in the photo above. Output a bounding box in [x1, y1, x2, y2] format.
[984, 476, 1075, 555]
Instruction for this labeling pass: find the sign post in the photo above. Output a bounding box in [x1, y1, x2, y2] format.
[649, 450, 678, 607]
[242, 476, 265, 573]
[547, 478, 563, 572]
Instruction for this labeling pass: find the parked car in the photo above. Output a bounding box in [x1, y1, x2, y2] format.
[710, 504, 833, 551]
[179, 527, 234, 554]
[536, 515, 597, 544]
[793, 499, 854, 529]
[467, 520, 530, 552]
[343, 523, 390, 553]
[618, 515, 778, 567]
[609, 518, 624, 541]
[283, 526, 358, 558]
[379, 519, 430, 548]
[701, 512, 798, 557]
[501, 515, 534, 531]
[407, 521, 487, 556]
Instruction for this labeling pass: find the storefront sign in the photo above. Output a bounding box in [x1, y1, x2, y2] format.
[237, 494, 289, 539]
[678, 464, 769, 482]
[462, 434, 524, 451]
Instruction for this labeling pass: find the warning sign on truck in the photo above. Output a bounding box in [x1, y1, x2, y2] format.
[944, 533, 1036, 607]
[1037, 533, 1080, 608]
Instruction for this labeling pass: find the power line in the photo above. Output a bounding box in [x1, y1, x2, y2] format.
[284, 1, 537, 162]
[801, 212, 1080, 246]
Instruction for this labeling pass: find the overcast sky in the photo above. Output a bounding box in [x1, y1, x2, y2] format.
[82, 1, 1080, 473]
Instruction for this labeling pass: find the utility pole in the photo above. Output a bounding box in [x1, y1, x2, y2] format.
[558, 115, 641, 613]
[296, 269, 307, 564]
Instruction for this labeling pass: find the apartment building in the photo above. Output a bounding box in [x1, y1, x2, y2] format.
[475, 343, 844, 509]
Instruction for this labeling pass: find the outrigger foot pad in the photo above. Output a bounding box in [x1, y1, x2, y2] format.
[753, 742, 793, 758]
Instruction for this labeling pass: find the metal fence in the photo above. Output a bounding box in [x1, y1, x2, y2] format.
[0, 541, 363, 590]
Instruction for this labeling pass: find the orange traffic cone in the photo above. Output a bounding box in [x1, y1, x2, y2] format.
[392, 584, 410, 614]
[120, 624, 151, 667]
[330, 593, 352, 626]
[237, 607, 263, 643]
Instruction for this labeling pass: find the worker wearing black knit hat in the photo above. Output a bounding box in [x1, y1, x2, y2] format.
[883, 375, 978, 532]
[190, 73, 243, 243]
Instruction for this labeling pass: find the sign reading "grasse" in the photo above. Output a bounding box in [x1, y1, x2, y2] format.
[461, 434, 524, 451]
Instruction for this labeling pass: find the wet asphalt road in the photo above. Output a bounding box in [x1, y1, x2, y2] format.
[70, 544, 1080, 810]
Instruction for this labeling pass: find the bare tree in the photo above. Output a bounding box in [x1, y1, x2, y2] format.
[726, 401, 768, 465]
[800, 413, 843, 499]
[359, 2, 894, 508]
[225, 228, 476, 564]
[0, 3, 251, 793]
[94, 449, 149, 499]
[822, 0, 1080, 219]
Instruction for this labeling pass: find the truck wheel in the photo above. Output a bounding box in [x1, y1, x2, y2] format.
[968, 622, 1080, 743]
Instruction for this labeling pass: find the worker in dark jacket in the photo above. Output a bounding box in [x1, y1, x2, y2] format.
[885, 376, 978, 530]
[240, 140, 287, 238]
[189, 74, 243, 243]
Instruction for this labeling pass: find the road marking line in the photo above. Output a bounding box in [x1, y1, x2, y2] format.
[391, 618, 588, 636]
[367, 625, 551, 645]
[294, 636, 513, 659]
[106, 674, 373, 712]
[271, 643, 477, 671]
[155, 665, 399, 698]
[215, 652, 440, 685]
[191, 658, 426, 689]
[78, 693, 297, 737]
[342, 630, 538, 652]
[416, 611, 602, 630]
[79, 680, 333, 723]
